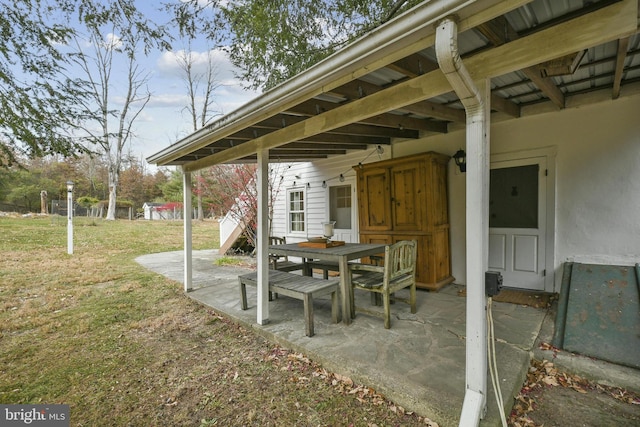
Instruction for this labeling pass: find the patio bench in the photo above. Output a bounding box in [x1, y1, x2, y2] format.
[238, 270, 341, 337]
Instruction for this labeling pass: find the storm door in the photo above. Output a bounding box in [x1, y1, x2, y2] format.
[488, 157, 547, 290]
[328, 183, 357, 243]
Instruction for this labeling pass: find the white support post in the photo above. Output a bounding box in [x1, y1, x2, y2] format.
[183, 169, 193, 292]
[460, 78, 491, 425]
[256, 149, 270, 324]
[435, 18, 491, 426]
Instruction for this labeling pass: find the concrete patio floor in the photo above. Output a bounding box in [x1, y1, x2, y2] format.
[136, 249, 640, 427]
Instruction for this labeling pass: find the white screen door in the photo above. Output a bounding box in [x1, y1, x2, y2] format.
[328, 183, 357, 243]
[488, 157, 547, 290]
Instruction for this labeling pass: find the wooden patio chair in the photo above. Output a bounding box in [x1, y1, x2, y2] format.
[348, 240, 417, 329]
[269, 236, 307, 273]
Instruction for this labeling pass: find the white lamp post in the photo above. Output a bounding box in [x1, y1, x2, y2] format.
[66, 181, 74, 255]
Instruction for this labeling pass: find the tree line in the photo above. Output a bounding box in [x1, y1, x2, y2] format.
[0, 151, 263, 222]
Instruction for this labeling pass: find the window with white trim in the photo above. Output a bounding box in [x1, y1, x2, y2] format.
[287, 188, 306, 233]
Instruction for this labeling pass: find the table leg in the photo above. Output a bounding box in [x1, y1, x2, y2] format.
[338, 257, 352, 325]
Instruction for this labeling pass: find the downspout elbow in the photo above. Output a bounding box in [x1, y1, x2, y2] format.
[435, 17, 484, 115]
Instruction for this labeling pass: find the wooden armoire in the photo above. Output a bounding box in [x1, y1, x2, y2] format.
[354, 152, 454, 291]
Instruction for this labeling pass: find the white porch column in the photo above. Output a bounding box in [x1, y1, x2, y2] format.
[256, 149, 270, 324]
[183, 169, 193, 292]
[462, 77, 490, 423]
[436, 17, 490, 425]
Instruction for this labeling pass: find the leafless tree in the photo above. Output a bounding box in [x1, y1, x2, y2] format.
[71, 30, 151, 220]
[67, 1, 168, 220]
[175, 41, 223, 220]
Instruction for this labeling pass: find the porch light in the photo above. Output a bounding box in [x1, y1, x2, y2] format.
[453, 149, 466, 173]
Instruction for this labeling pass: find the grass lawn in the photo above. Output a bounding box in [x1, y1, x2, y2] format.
[0, 215, 431, 426]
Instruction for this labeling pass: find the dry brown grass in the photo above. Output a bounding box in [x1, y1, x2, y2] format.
[0, 216, 433, 426]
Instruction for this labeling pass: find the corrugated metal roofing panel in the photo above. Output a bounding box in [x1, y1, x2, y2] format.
[492, 72, 532, 102]
[359, 68, 406, 86]
[505, 0, 594, 32]
[458, 28, 489, 55]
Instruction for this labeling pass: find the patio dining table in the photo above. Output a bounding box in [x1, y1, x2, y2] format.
[268, 242, 386, 325]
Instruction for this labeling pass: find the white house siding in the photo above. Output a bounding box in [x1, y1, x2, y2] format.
[270, 149, 391, 242]
[269, 91, 640, 292]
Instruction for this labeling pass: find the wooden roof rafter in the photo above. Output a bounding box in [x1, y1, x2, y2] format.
[613, 36, 631, 98]
[476, 15, 566, 108]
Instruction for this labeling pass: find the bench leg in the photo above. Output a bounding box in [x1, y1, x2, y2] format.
[303, 293, 314, 337]
[239, 277, 275, 310]
[239, 279, 248, 310]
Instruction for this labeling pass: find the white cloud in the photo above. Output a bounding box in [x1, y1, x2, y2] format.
[147, 93, 191, 108]
[104, 33, 123, 50]
[156, 47, 237, 81]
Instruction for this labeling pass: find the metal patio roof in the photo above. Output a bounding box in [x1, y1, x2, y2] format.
[147, 0, 640, 170]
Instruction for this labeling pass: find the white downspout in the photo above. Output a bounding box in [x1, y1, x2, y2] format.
[436, 17, 490, 427]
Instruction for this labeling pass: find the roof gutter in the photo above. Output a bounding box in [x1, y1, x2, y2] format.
[436, 16, 490, 427]
[147, 0, 480, 165]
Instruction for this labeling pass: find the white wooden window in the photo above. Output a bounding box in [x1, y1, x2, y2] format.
[287, 188, 306, 233]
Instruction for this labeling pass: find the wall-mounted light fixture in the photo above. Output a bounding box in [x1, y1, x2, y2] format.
[452, 149, 466, 173]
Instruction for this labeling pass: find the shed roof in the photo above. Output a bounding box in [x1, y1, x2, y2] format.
[148, 0, 640, 171]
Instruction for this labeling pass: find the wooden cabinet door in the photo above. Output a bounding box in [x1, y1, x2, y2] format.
[359, 234, 390, 264]
[357, 167, 392, 231]
[428, 158, 449, 227]
[391, 161, 424, 231]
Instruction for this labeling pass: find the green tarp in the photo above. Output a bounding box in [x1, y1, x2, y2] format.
[553, 262, 640, 369]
